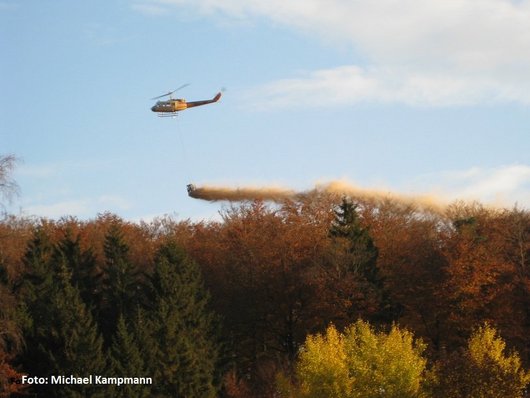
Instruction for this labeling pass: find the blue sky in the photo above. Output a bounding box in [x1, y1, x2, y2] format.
[2, 0, 530, 221]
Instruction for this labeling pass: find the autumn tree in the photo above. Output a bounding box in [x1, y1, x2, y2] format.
[441, 204, 530, 353]
[0, 280, 26, 397]
[0, 215, 34, 284]
[187, 199, 345, 396]
[434, 323, 530, 398]
[0, 217, 34, 392]
[280, 320, 430, 398]
[361, 199, 450, 351]
[472, 207, 530, 363]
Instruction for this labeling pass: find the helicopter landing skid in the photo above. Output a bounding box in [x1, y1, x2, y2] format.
[157, 113, 178, 118]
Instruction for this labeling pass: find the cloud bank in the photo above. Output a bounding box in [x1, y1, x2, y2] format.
[136, 0, 530, 107]
[22, 195, 133, 220]
[417, 164, 530, 208]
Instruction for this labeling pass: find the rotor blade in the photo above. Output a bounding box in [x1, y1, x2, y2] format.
[151, 83, 190, 100]
[174, 83, 190, 93]
[151, 92, 172, 100]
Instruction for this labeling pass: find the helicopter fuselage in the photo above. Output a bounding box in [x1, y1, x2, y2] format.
[151, 92, 222, 116]
[151, 99, 188, 113]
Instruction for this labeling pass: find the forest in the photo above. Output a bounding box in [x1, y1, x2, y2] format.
[0, 160, 529, 397]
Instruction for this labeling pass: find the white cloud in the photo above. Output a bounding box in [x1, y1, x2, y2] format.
[412, 164, 530, 208]
[248, 65, 508, 108]
[22, 195, 133, 219]
[17, 164, 60, 178]
[137, 0, 530, 107]
[17, 160, 114, 179]
[24, 200, 92, 219]
[97, 195, 133, 210]
[131, 3, 169, 16]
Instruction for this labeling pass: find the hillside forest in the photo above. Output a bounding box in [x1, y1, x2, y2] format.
[0, 158, 529, 397]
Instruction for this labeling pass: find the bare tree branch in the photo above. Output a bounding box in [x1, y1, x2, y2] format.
[0, 154, 20, 206]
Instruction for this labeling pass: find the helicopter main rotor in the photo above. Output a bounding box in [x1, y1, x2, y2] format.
[151, 83, 190, 100]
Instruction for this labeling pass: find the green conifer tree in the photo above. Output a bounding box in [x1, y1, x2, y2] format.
[330, 198, 379, 283]
[130, 307, 159, 377]
[42, 258, 106, 397]
[328, 198, 395, 322]
[17, 227, 55, 378]
[19, 229, 107, 397]
[19, 226, 54, 306]
[146, 241, 219, 397]
[99, 224, 141, 343]
[108, 315, 150, 398]
[53, 230, 99, 309]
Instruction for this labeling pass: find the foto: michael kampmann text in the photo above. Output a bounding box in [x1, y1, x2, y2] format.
[50, 375, 153, 386]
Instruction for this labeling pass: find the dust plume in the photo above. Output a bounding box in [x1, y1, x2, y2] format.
[187, 180, 451, 214]
[187, 184, 298, 202]
[317, 181, 448, 214]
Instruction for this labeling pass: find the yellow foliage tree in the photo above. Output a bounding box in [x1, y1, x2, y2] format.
[281, 320, 429, 398]
[296, 325, 353, 398]
[435, 323, 530, 398]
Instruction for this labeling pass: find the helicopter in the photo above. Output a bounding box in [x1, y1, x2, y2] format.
[151, 84, 222, 117]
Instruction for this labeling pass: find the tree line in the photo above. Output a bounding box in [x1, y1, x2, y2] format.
[0, 185, 529, 396]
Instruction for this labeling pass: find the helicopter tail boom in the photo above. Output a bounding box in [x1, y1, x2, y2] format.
[186, 92, 222, 108]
